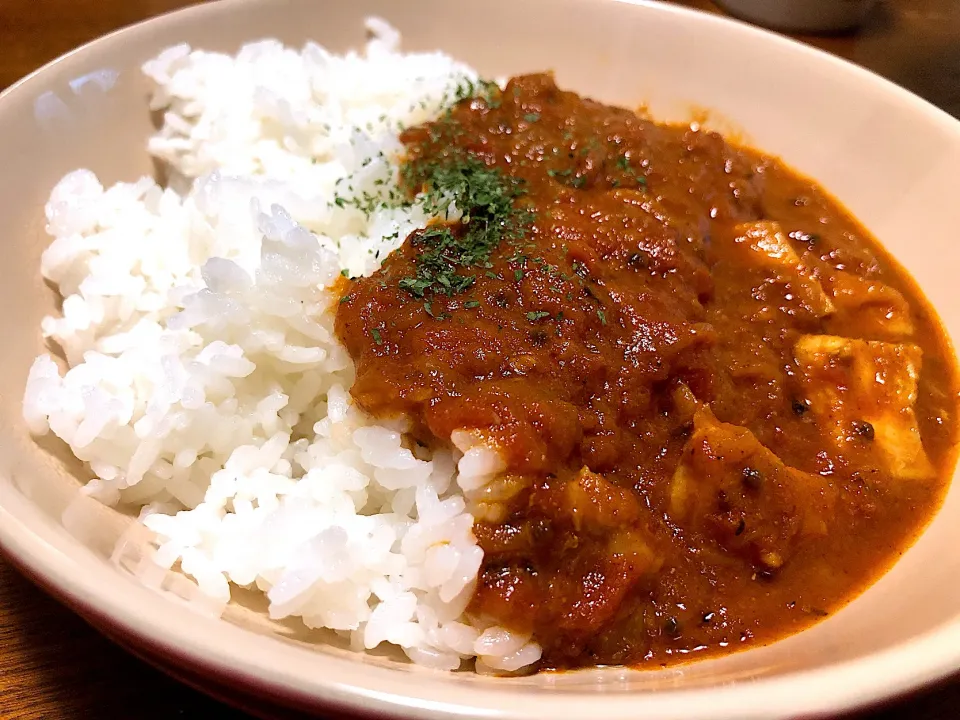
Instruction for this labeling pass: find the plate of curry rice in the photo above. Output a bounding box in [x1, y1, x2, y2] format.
[1, 0, 959, 718]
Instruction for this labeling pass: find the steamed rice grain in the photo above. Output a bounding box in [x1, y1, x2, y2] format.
[22, 19, 540, 673]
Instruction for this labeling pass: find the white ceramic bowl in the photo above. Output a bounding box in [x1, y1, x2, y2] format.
[1, 1, 959, 718]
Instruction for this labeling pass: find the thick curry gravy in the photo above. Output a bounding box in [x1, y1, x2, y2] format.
[334, 74, 959, 669]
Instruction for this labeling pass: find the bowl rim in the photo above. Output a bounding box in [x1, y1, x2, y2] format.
[2, 0, 960, 718]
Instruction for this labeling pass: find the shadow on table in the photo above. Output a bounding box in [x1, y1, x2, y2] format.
[1, 560, 252, 720]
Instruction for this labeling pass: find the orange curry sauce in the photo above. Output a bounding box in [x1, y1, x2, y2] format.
[334, 74, 959, 669]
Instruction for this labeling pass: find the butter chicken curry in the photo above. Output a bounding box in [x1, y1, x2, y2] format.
[335, 75, 959, 669]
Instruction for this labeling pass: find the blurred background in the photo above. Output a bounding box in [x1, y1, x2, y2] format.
[1, 1, 958, 718]
[0, 0, 958, 117]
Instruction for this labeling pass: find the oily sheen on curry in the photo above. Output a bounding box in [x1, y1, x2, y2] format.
[335, 74, 958, 669]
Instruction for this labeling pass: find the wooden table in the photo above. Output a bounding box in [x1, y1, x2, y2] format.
[2, 1, 959, 718]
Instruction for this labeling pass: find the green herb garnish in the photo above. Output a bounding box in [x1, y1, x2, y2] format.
[397, 155, 532, 299]
[615, 153, 647, 186]
[526, 311, 550, 322]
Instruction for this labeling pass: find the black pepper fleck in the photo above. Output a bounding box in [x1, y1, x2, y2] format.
[741, 467, 763, 490]
[664, 616, 681, 637]
[854, 421, 875, 440]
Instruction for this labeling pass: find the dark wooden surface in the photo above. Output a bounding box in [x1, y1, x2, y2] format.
[2, 1, 960, 718]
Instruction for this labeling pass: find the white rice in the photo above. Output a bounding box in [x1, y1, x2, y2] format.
[22, 19, 539, 673]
